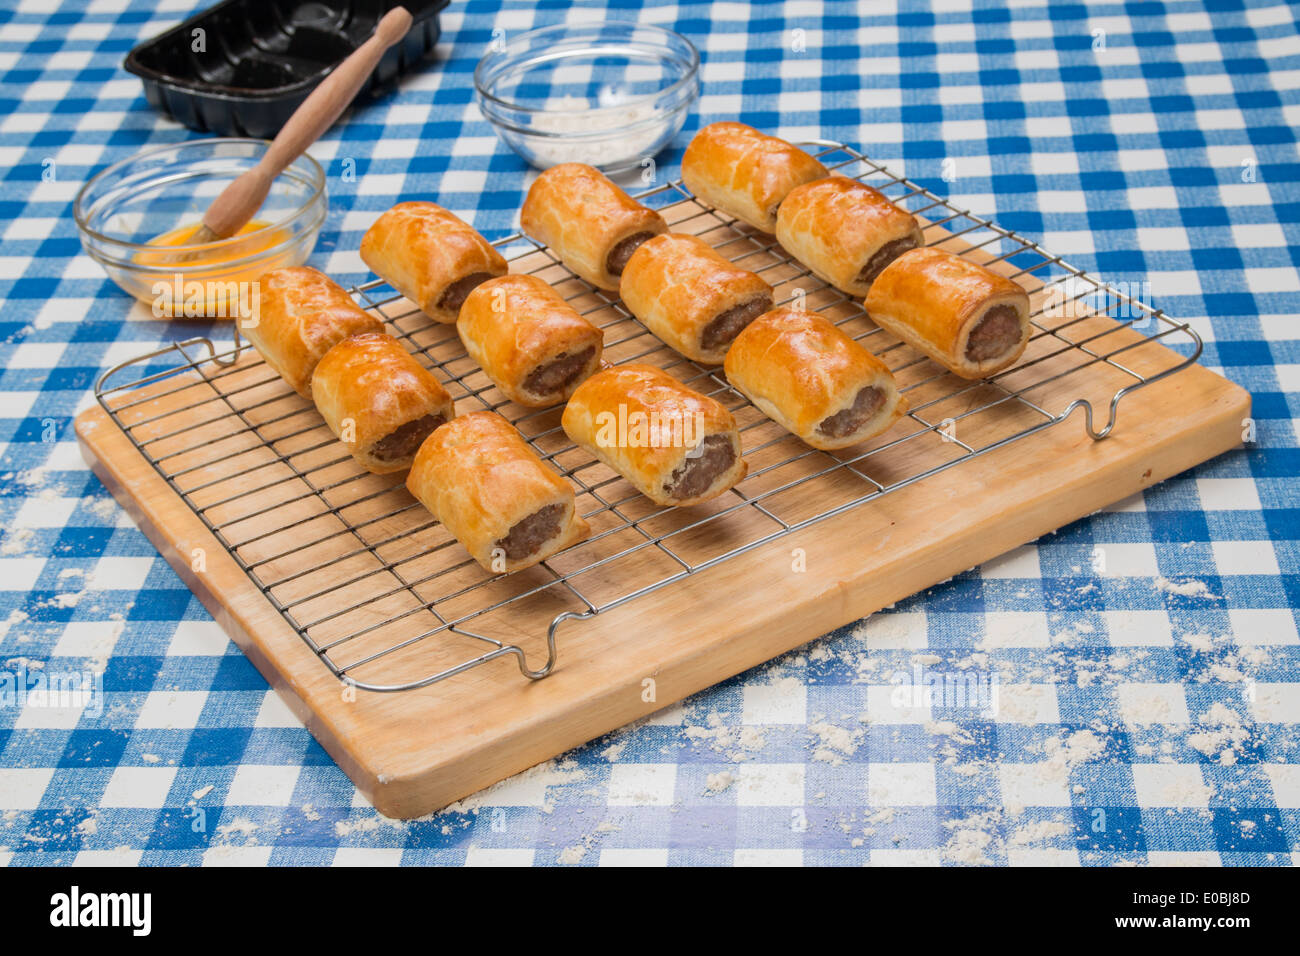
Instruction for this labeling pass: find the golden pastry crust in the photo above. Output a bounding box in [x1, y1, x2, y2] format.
[775, 176, 924, 296]
[311, 332, 456, 475]
[619, 233, 774, 365]
[561, 364, 747, 507]
[865, 247, 1032, 379]
[246, 266, 384, 397]
[458, 274, 604, 407]
[360, 201, 508, 323]
[681, 122, 829, 232]
[519, 163, 668, 291]
[405, 411, 590, 573]
[724, 307, 907, 450]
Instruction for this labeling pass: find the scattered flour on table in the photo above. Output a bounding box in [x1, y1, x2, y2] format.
[14, 469, 62, 497]
[705, 772, 735, 794]
[941, 808, 1070, 861]
[926, 720, 978, 748]
[684, 710, 767, 762]
[558, 843, 587, 865]
[601, 741, 627, 762]
[808, 720, 861, 766]
[1207, 662, 1247, 683]
[216, 818, 260, 842]
[557, 822, 622, 865]
[1043, 730, 1108, 768]
[1187, 703, 1252, 766]
[1, 528, 33, 555]
[333, 814, 408, 838]
[0, 611, 29, 645]
[84, 496, 119, 522]
[1154, 576, 1215, 599]
[942, 810, 1002, 865]
[1009, 819, 1068, 847]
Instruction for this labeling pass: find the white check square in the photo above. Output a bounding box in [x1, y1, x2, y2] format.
[225, 765, 301, 806]
[607, 764, 677, 806]
[868, 763, 936, 806]
[1131, 764, 1212, 808]
[734, 764, 805, 807]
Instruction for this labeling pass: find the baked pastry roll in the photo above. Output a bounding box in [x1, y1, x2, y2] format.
[562, 364, 747, 507]
[245, 266, 384, 397]
[619, 233, 774, 365]
[520, 163, 668, 291]
[311, 332, 455, 475]
[681, 122, 828, 233]
[864, 247, 1032, 379]
[724, 307, 907, 450]
[360, 201, 508, 323]
[406, 411, 589, 573]
[458, 275, 603, 408]
[775, 176, 924, 296]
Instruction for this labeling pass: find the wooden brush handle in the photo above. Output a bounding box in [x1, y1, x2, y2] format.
[201, 6, 413, 240]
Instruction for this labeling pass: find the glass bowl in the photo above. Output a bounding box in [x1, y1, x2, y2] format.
[474, 22, 699, 174]
[74, 138, 326, 318]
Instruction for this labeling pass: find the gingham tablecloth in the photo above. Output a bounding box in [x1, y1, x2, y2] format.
[1, 0, 1297, 867]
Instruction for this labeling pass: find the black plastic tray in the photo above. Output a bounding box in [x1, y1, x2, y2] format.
[125, 0, 450, 138]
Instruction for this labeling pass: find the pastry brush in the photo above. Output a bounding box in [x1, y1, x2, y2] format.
[183, 6, 413, 252]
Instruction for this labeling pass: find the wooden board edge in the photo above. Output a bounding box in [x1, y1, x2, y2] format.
[73, 407, 380, 801]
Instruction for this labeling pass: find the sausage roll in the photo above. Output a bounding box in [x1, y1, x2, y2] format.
[519, 163, 668, 292]
[245, 266, 384, 397]
[458, 275, 604, 408]
[724, 307, 907, 450]
[619, 233, 774, 365]
[406, 411, 590, 573]
[681, 122, 828, 233]
[864, 247, 1032, 379]
[562, 364, 747, 507]
[311, 332, 455, 475]
[775, 176, 924, 296]
[360, 201, 508, 323]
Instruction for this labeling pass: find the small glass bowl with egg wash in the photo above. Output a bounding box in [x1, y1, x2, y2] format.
[474, 22, 700, 174]
[75, 138, 326, 319]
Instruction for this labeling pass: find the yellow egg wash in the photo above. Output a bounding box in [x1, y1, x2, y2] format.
[130, 219, 295, 318]
[141, 219, 274, 260]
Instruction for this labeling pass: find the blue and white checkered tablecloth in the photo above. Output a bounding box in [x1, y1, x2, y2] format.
[0, 0, 1297, 867]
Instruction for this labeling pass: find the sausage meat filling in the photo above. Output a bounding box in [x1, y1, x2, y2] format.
[700, 294, 773, 353]
[664, 434, 736, 500]
[523, 346, 597, 398]
[817, 386, 885, 440]
[494, 502, 565, 561]
[857, 236, 919, 286]
[437, 272, 494, 313]
[605, 232, 656, 276]
[371, 413, 447, 462]
[965, 305, 1022, 362]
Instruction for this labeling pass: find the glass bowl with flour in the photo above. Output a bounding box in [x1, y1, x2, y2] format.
[475, 22, 699, 174]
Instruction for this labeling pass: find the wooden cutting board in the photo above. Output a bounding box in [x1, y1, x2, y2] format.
[74, 189, 1251, 818]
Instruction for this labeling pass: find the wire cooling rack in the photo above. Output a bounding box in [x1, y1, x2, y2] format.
[94, 141, 1203, 692]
